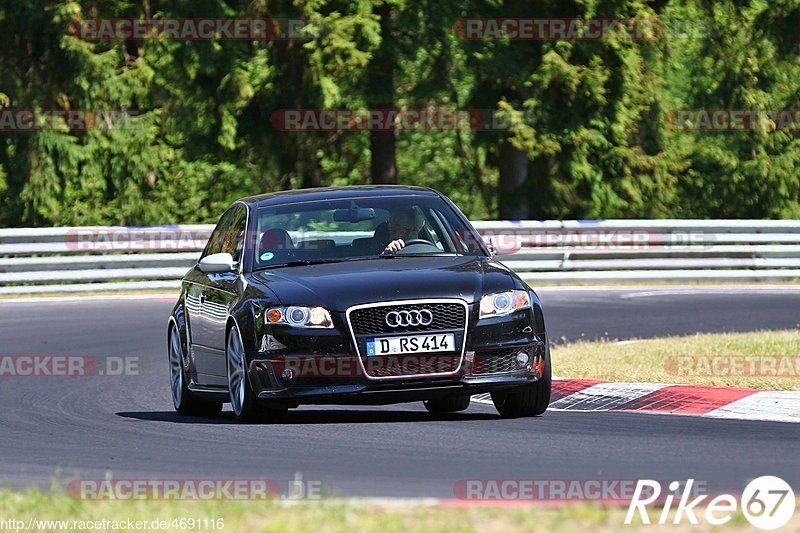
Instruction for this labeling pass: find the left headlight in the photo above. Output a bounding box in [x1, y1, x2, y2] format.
[479, 290, 531, 319]
[266, 306, 334, 328]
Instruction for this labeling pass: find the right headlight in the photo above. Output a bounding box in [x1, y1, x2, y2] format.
[479, 290, 531, 319]
[266, 306, 334, 328]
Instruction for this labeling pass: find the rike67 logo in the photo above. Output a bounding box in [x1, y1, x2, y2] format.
[626, 477, 795, 530]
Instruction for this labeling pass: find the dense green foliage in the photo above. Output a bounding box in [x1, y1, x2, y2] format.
[0, 0, 798, 226]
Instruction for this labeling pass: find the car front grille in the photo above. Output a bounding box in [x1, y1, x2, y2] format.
[349, 302, 466, 335]
[347, 300, 468, 379]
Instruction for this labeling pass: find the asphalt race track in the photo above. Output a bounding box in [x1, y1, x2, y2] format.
[0, 286, 799, 498]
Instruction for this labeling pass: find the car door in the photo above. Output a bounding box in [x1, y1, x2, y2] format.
[186, 207, 236, 386]
[203, 205, 247, 362]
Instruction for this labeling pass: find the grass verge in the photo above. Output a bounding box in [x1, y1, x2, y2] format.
[552, 329, 800, 389]
[0, 489, 779, 532]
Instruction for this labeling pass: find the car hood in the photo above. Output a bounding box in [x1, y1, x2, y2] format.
[249, 256, 517, 311]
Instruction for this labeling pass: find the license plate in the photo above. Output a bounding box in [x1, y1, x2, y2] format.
[366, 334, 456, 356]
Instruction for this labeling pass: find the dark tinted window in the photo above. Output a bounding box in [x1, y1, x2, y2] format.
[223, 206, 247, 263]
[202, 208, 236, 259]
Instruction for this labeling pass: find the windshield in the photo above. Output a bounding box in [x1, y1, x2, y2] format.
[253, 195, 487, 269]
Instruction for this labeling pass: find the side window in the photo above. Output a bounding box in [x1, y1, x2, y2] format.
[201, 208, 236, 259]
[428, 209, 460, 253]
[421, 209, 445, 251]
[222, 206, 247, 263]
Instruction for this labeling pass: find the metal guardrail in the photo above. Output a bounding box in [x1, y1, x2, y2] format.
[1, 220, 799, 294]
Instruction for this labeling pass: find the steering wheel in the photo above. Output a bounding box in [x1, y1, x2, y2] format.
[380, 238, 435, 256]
[402, 239, 434, 246]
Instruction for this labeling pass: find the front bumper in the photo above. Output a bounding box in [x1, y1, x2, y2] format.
[248, 302, 546, 405]
[255, 372, 541, 405]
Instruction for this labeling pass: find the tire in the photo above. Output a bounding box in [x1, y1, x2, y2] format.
[226, 323, 287, 423]
[491, 344, 552, 418]
[168, 324, 223, 417]
[423, 394, 471, 414]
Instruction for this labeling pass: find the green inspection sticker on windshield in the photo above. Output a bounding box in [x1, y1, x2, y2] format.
[260, 252, 275, 262]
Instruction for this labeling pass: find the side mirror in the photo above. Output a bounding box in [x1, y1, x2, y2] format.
[486, 237, 497, 257]
[199, 253, 236, 274]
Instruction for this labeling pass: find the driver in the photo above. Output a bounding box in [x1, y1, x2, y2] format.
[383, 207, 425, 254]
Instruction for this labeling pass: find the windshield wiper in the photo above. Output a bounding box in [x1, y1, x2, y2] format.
[378, 252, 459, 258]
[260, 254, 460, 269]
[261, 258, 344, 269]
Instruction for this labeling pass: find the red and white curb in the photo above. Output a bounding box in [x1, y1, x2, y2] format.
[474, 379, 800, 423]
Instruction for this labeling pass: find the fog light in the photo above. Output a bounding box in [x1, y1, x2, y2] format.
[515, 351, 530, 369]
[282, 368, 296, 381]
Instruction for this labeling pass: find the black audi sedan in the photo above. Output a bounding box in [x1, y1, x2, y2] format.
[168, 186, 551, 422]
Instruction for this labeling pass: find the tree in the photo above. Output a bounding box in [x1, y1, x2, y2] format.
[464, 0, 679, 219]
[667, 0, 800, 218]
[367, 1, 397, 184]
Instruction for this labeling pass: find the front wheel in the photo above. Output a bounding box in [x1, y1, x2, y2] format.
[491, 345, 552, 418]
[226, 323, 287, 423]
[169, 325, 222, 417]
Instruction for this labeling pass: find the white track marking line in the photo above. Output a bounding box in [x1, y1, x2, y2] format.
[0, 294, 177, 304]
[704, 391, 800, 423]
[620, 288, 800, 299]
[537, 285, 800, 294]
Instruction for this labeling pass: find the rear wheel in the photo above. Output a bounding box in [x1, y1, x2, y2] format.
[169, 325, 222, 417]
[491, 345, 552, 418]
[423, 395, 471, 414]
[226, 323, 287, 423]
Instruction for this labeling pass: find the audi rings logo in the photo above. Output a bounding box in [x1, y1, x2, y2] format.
[386, 309, 434, 327]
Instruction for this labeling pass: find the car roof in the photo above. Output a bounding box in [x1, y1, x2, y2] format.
[238, 185, 440, 207]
